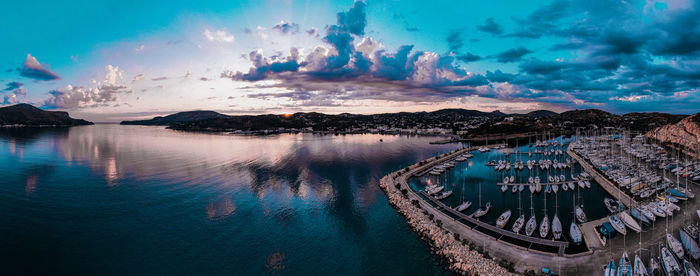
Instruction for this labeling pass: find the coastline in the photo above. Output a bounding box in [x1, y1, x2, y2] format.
[379, 149, 515, 275]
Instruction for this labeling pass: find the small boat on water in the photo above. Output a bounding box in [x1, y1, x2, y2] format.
[605, 197, 621, 213]
[435, 190, 453, 200]
[575, 206, 588, 223]
[562, 182, 569, 191]
[496, 210, 512, 228]
[661, 246, 682, 276]
[619, 211, 641, 233]
[512, 214, 525, 234]
[456, 201, 472, 212]
[629, 208, 651, 225]
[501, 184, 508, 193]
[604, 260, 617, 276]
[525, 215, 537, 236]
[536, 183, 542, 193]
[509, 175, 515, 183]
[609, 215, 627, 235]
[667, 233, 685, 259]
[426, 185, 444, 195]
[683, 260, 700, 276]
[639, 206, 656, 222]
[512, 185, 518, 193]
[649, 203, 667, 218]
[683, 224, 700, 239]
[472, 202, 491, 218]
[634, 254, 648, 276]
[519, 185, 524, 192]
[570, 222, 582, 244]
[529, 184, 535, 194]
[585, 180, 591, 188]
[539, 215, 550, 238]
[552, 184, 558, 194]
[568, 181, 575, 190]
[649, 257, 661, 276]
[618, 251, 632, 276]
[680, 229, 700, 260]
[552, 215, 562, 239]
[545, 184, 551, 194]
[666, 188, 689, 199]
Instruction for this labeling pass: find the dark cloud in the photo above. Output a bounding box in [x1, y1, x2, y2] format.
[494, 47, 532, 63]
[476, 18, 503, 35]
[151, 76, 168, 81]
[306, 27, 319, 37]
[446, 30, 463, 52]
[4, 81, 22, 91]
[456, 53, 482, 63]
[272, 21, 300, 34]
[18, 54, 60, 81]
[335, 1, 367, 36]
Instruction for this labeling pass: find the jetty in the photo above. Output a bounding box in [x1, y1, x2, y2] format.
[567, 147, 637, 207]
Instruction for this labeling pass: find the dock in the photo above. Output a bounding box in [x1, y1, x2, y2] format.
[419, 190, 570, 256]
[496, 181, 581, 186]
[567, 147, 637, 207]
[578, 217, 609, 250]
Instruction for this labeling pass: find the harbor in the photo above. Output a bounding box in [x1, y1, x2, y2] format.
[380, 131, 700, 275]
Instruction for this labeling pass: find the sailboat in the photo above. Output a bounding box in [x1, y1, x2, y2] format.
[512, 214, 525, 234]
[501, 184, 508, 193]
[472, 202, 491, 218]
[604, 260, 617, 276]
[605, 197, 621, 213]
[609, 215, 627, 235]
[638, 205, 656, 222]
[552, 215, 561, 239]
[570, 222, 582, 244]
[526, 215, 537, 236]
[683, 260, 700, 276]
[634, 254, 648, 276]
[496, 210, 512, 228]
[667, 233, 685, 259]
[619, 211, 642, 233]
[552, 183, 558, 194]
[661, 246, 682, 276]
[575, 206, 588, 223]
[649, 257, 661, 276]
[512, 185, 518, 193]
[679, 229, 700, 260]
[539, 194, 549, 238]
[618, 251, 632, 276]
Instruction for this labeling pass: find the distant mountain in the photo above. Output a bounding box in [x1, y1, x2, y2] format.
[120, 110, 229, 125]
[525, 110, 558, 118]
[0, 103, 93, 126]
[646, 113, 700, 157]
[165, 108, 504, 132]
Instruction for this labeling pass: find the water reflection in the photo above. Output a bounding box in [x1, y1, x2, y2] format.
[0, 125, 456, 275]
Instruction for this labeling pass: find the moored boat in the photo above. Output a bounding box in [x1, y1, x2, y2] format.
[496, 210, 512, 228]
[634, 254, 648, 276]
[609, 215, 627, 235]
[525, 215, 537, 236]
[472, 202, 491, 218]
[456, 201, 472, 212]
[683, 260, 700, 276]
[618, 251, 632, 276]
[619, 211, 641, 233]
[649, 257, 661, 276]
[679, 229, 700, 260]
[570, 221, 582, 244]
[661, 246, 682, 276]
[605, 197, 620, 213]
[667, 233, 685, 259]
[435, 190, 453, 200]
[604, 260, 617, 276]
[512, 214, 525, 234]
[552, 215, 562, 239]
[539, 215, 549, 238]
[575, 206, 588, 223]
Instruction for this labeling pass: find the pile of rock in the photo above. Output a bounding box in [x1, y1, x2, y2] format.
[380, 174, 514, 275]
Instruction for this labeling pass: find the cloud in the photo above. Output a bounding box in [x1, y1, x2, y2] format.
[476, 18, 503, 35]
[494, 47, 532, 63]
[446, 30, 464, 52]
[43, 65, 131, 109]
[306, 27, 319, 37]
[132, 73, 145, 82]
[3, 82, 22, 91]
[335, 1, 367, 36]
[151, 76, 168, 81]
[272, 21, 300, 34]
[203, 28, 235, 43]
[456, 53, 482, 63]
[18, 54, 60, 81]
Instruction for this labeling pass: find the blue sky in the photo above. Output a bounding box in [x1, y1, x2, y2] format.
[1, 0, 698, 121]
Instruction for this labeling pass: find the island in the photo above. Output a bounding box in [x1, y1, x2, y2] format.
[0, 103, 93, 127]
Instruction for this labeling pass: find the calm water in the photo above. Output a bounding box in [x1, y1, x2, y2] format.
[0, 125, 460, 275]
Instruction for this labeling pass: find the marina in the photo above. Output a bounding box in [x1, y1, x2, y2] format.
[381, 130, 700, 274]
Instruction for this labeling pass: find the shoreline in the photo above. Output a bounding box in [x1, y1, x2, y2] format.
[379, 148, 516, 275]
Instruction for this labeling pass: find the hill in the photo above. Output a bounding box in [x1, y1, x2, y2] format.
[0, 103, 93, 126]
[120, 110, 229, 125]
[646, 113, 700, 157]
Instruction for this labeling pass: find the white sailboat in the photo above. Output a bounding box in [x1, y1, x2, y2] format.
[609, 215, 627, 235]
[619, 211, 642, 233]
[512, 214, 525, 234]
[496, 210, 512, 228]
[667, 233, 685, 259]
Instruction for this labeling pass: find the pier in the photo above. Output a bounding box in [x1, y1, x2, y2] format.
[419, 190, 570, 256]
[567, 147, 638, 207]
[496, 181, 581, 187]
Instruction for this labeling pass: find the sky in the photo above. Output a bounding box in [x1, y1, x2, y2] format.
[1, 0, 699, 121]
